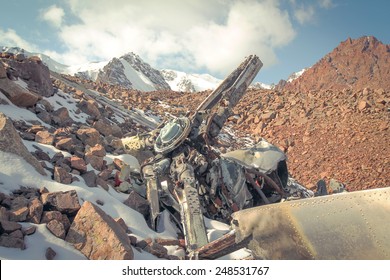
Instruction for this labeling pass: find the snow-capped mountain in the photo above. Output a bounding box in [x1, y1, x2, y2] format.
[1, 46, 271, 92]
[96, 53, 171, 91]
[286, 68, 308, 83]
[160, 69, 222, 92]
[250, 82, 272, 90]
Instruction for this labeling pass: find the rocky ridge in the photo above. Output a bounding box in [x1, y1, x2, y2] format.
[96, 52, 171, 91]
[282, 36, 390, 91]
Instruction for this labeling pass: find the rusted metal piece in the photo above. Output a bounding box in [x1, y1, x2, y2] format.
[194, 230, 251, 260]
[231, 187, 390, 259]
[245, 172, 270, 204]
[246, 168, 286, 197]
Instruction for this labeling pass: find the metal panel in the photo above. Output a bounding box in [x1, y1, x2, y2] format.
[231, 187, 390, 259]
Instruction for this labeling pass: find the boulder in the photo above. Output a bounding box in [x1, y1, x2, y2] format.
[0, 62, 6, 78]
[0, 113, 46, 175]
[46, 219, 66, 239]
[46, 247, 57, 260]
[77, 99, 101, 119]
[53, 166, 73, 184]
[22, 225, 37, 235]
[35, 130, 54, 145]
[0, 78, 39, 107]
[0, 235, 25, 249]
[0, 206, 9, 221]
[85, 155, 104, 171]
[9, 196, 29, 222]
[9, 56, 53, 97]
[144, 242, 168, 259]
[52, 107, 72, 126]
[76, 126, 101, 146]
[0, 220, 22, 234]
[65, 201, 134, 260]
[93, 119, 112, 136]
[70, 156, 87, 173]
[123, 191, 149, 217]
[26, 197, 43, 224]
[81, 170, 97, 188]
[40, 211, 63, 224]
[41, 190, 81, 215]
[85, 144, 106, 157]
[55, 138, 74, 153]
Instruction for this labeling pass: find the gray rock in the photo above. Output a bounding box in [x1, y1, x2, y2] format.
[0, 220, 22, 234]
[81, 171, 97, 188]
[0, 235, 25, 249]
[46, 247, 57, 260]
[123, 191, 149, 217]
[0, 112, 46, 175]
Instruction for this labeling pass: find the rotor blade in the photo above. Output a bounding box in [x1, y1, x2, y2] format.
[195, 55, 263, 113]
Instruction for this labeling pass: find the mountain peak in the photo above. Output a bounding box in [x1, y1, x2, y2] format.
[283, 36, 390, 92]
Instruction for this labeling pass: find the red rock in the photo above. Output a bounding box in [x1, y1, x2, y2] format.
[55, 138, 74, 153]
[144, 242, 168, 259]
[70, 156, 87, 173]
[53, 166, 73, 184]
[65, 201, 134, 260]
[22, 225, 37, 236]
[93, 119, 112, 136]
[85, 155, 105, 171]
[76, 126, 101, 146]
[85, 144, 106, 157]
[77, 99, 101, 119]
[27, 197, 43, 224]
[46, 219, 66, 239]
[283, 36, 390, 92]
[35, 130, 54, 145]
[0, 78, 39, 107]
[41, 211, 63, 224]
[41, 190, 81, 215]
[358, 100, 370, 111]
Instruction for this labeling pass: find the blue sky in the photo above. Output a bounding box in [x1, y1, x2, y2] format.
[0, 0, 389, 84]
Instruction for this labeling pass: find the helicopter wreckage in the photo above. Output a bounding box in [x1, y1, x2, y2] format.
[115, 55, 390, 260]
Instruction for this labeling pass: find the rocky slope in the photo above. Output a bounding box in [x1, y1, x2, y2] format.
[282, 36, 390, 91]
[95, 52, 170, 91]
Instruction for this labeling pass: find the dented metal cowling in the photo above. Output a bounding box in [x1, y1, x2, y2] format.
[231, 187, 390, 259]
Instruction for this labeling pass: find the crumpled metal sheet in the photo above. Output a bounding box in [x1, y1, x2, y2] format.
[231, 187, 390, 259]
[222, 139, 286, 173]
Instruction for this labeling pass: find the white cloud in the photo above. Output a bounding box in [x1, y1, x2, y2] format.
[41, 5, 65, 28]
[293, 4, 315, 24]
[319, 0, 335, 9]
[49, 0, 296, 75]
[0, 28, 38, 51]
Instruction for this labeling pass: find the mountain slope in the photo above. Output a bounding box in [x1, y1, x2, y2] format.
[160, 69, 222, 92]
[283, 36, 390, 91]
[96, 53, 170, 91]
